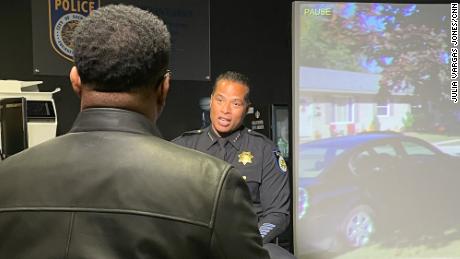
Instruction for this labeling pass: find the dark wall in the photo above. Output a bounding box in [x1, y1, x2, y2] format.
[0, 0, 291, 140]
[0, 0, 449, 139]
[0, 1, 81, 137]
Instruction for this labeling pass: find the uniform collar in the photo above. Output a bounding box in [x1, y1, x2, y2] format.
[205, 126, 244, 151]
[69, 108, 161, 137]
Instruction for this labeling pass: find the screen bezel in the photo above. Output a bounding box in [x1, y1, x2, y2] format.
[0, 97, 29, 158]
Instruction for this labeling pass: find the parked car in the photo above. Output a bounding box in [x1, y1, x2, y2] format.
[296, 132, 460, 254]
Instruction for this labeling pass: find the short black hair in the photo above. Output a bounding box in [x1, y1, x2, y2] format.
[72, 4, 171, 92]
[213, 71, 251, 104]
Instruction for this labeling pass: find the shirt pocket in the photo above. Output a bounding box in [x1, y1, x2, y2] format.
[235, 164, 261, 201]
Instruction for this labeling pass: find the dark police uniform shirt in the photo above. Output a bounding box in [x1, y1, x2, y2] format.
[173, 126, 290, 243]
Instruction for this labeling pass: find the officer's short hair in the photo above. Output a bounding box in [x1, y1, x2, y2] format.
[73, 4, 171, 93]
[213, 71, 251, 105]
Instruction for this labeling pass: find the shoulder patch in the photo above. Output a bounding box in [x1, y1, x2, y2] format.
[273, 150, 288, 173]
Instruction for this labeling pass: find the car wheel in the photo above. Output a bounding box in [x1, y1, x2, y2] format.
[338, 205, 375, 249]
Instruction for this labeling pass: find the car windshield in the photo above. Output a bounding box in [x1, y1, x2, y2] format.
[299, 147, 345, 178]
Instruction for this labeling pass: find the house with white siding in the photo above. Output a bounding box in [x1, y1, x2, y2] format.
[297, 66, 413, 142]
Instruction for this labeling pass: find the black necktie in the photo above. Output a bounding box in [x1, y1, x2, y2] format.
[217, 138, 227, 161]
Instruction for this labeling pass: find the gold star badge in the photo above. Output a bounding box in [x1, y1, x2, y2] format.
[238, 151, 254, 165]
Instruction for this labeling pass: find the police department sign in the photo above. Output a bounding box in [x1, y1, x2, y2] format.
[48, 0, 99, 61]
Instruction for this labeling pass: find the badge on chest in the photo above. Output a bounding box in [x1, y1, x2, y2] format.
[238, 151, 254, 165]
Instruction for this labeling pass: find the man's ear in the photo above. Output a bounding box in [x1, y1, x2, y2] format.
[70, 66, 82, 98]
[156, 76, 170, 106]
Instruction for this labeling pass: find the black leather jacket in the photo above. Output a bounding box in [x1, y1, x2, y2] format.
[0, 108, 269, 259]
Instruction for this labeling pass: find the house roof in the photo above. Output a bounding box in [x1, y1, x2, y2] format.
[298, 66, 412, 95]
[300, 132, 402, 150]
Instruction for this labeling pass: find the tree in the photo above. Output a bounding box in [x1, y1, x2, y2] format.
[298, 3, 454, 131]
[299, 3, 449, 99]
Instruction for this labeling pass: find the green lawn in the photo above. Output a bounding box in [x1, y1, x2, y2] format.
[403, 132, 460, 143]
[335, 241, 460, 259]
[298, 241, 460, 259]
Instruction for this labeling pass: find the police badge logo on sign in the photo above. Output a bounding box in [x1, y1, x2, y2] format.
[49, 0, 100, 61]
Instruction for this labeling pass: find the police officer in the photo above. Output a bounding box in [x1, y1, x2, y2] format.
[173, 71, 294, 259]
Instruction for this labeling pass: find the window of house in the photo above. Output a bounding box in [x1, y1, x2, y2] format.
[376, 103, 390, 117]
[333, 97, 354, 124]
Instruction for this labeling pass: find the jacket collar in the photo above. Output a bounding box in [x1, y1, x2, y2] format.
[205, 126, 243, 151]
[69, 108, 161, 137]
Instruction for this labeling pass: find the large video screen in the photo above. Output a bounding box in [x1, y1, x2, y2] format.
[292, 2, 459, 258]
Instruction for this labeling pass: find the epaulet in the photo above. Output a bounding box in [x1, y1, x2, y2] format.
[172, 129, 204, 143]
[246, 128, 270, 140]
[181, 129, 204, 136]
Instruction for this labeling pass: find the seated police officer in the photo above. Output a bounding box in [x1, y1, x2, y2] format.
[173, 71, 295, 259]
[0, 6, 269, 259]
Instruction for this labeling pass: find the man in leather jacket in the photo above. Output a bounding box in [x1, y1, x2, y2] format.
[0, 5, 269, 259]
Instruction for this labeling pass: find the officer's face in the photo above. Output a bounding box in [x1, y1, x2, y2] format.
[210, 80, 248, 136]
